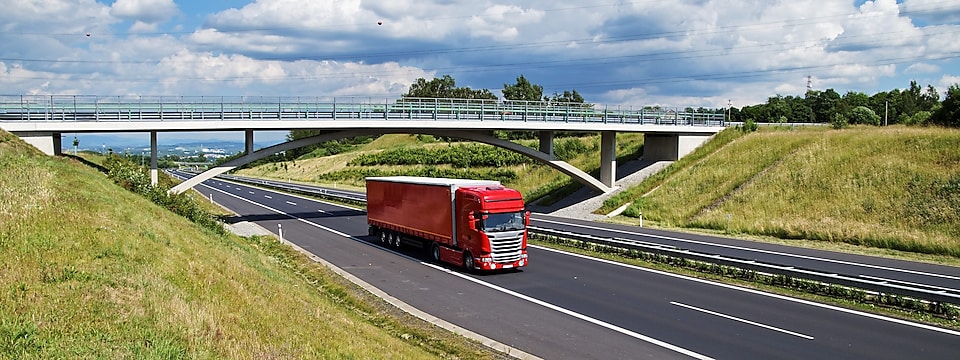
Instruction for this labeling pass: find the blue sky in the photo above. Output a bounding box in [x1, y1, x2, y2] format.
[2, 0, 960, 145]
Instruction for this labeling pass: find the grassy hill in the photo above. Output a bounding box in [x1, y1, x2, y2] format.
[238, 127, 960, 260]
[603, 126, 960, 258]
[0, 131, 496, 358]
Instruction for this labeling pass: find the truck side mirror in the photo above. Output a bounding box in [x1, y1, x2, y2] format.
[467, 212, 477, 231]
[525, 211, 531, 226]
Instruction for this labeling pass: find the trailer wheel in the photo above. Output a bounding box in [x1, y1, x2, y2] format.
[431, 243, 441, 263]
[390, 232, 401, 248]
[379, 230, 388, 244]
[462, 252, 474, 273]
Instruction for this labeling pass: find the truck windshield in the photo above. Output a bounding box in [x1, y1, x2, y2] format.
[481, 211, 525, 232]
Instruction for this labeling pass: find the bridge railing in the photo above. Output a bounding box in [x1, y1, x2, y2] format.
[0, 95, 726, 126]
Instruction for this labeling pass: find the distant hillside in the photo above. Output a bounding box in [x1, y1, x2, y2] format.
[0, 130, 492, 358]
[606, 126, 960, 257]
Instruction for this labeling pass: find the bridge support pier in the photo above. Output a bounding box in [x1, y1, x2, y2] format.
[12, 131, 61, 156]
[599, 131, 617, 188]
[245, 130, 254, 155]
[643, 133, 714, 161]
[150, 132, 158, 186]
[538, 131, 554, 157]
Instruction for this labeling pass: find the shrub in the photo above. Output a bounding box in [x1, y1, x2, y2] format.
[849, 106, 881, 126]
[831, 113, 849, 129]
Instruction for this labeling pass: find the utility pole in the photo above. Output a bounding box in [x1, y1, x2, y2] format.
[884, 100, 889, 126]
[727, 99, 732, 123]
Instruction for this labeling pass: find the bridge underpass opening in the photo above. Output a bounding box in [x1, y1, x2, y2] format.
[169, 130, 620, 195]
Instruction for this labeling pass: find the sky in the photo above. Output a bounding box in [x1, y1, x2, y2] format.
[2, 0, 960, 145]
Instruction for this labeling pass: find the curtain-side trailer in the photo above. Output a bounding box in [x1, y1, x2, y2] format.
[366, 176, 529, 271]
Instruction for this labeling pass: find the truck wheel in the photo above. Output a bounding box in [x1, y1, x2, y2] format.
[463, 252, 474, 272]
[391, 232, 401, 248]
[431, 243, 441, 263]
[379, 230, 388, 244]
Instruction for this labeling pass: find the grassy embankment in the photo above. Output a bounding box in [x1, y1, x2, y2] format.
[0, 131, 497, 358]
[602, 125, 960, 259]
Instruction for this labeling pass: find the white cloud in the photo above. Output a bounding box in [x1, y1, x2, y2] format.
[1, 0, 957, 109]
[905, 62, 940, 74]
[110, 0, 178, 24]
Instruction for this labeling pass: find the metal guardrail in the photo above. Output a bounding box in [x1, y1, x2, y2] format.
[216, 174, 368, 203]
[1, 95, 726, 126]
[208, 173, 960, 306]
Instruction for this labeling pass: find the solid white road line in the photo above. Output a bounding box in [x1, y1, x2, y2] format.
[196, 182, 542, 359]
[533, 218, 960, 281]
[532, 245, 960, 337]
[671, 302, 814, 340]
[200, 182, 711, 360]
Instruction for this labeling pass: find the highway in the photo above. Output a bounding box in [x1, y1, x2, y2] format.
[172, 171, 960, 359]
[218, 174, 960, 293]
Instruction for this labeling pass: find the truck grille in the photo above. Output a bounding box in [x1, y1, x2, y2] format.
[487, 230, 524, 263]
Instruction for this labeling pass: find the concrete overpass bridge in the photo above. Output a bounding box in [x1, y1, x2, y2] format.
[1, 95, 726, 194]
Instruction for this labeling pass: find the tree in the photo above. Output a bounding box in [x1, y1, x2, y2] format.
[546, 90, 585, 104]
[502, 75, 543, 101]
[402, 75, 496, 100]
[929, 84, 960, 127]
[849, 106, 881, 126]
[806, 88, 841, 123]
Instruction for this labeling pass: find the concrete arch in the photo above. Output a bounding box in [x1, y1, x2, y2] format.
[170, 129, 613, 195]
[169, 129, 380, 194]
[418, 130, 613, 193]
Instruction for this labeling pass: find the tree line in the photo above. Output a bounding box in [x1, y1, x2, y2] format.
[734, 80, 960, 127]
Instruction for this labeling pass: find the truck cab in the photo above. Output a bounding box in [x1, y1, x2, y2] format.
[456, 185, 528, 270]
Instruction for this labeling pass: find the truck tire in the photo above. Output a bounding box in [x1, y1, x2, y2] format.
[379, 230, 388, 244]
[390, 232, 401, 248]
[431, 243, 441, 263]
[463, 252, 475, 273]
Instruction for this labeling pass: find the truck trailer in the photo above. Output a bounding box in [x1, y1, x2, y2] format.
[366, 176, 528, 271]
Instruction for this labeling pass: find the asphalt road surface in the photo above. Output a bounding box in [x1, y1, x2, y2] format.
[174, 172, 960, 359]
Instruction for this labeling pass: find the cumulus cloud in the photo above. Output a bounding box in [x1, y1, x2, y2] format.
[1, 0, 957, 108]
[110, 0, 178, 24]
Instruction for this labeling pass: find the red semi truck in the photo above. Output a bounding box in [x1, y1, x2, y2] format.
[366, 176, 529, 271]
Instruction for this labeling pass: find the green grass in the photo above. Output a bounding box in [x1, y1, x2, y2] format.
[613, 126, 960, 257]
[0, 131, 498, 359]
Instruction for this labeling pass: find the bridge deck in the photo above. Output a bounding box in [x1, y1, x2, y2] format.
[0, 95, 725, 131]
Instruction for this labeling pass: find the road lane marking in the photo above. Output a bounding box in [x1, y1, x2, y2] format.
[207, 176, 960, 338]
[422, 262, 713, 359]
[533, 218, 960, 282]
[858, 275, 958, 293]
[264, 195, 272, 199]
[670, 302, 814, 340]
[199, 182, 712, 360]
[249, 191, 255, 194]
[286, 201, 297, 206]
[532, 245, 960, 337]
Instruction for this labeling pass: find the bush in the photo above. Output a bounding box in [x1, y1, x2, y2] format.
[741, 119, 759, 132]
[831, 113, 849, 129]
[103, 155, 225, 235]
[849, 106, 881, 126]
